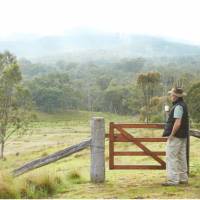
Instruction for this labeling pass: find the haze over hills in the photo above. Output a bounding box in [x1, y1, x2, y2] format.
[1, 29, 200, 62]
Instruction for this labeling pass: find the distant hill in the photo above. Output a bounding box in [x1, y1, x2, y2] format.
[1, 29, 200, 61]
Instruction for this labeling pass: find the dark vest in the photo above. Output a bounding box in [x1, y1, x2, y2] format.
[163, 99, 189, 138]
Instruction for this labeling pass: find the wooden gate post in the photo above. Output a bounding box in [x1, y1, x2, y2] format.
[90, 117, 105, 183]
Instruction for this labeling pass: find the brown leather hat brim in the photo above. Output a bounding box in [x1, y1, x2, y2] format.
[168, 90, 187, 97]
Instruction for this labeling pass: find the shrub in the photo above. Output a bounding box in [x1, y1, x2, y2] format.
[151, 114, 165, 123]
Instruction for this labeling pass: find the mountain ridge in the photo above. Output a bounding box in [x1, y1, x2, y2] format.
[0, 30, 200, 60]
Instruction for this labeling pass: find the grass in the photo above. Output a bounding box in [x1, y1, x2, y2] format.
[0, 170, 63, 199]
[0, 110, 200, 198]
[0, 172, 18, 198]
[68, 170, 81, 180]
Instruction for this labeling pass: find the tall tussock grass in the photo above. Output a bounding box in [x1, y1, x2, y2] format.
[0, 170, 62, 199]
[67, 170, 85, 184]
[0, 172, 18, 198]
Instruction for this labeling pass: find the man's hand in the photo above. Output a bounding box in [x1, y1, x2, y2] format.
[168, 118, 181, 141]
[168, 134, 174, 141]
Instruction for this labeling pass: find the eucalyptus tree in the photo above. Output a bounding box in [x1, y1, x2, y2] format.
[0, 51, 33, 159]
[137, 72, 161, 122]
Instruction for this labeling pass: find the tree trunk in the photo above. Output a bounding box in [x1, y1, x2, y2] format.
[0, 141, 4, 159]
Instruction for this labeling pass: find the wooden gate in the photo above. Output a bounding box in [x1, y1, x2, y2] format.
[109, 122, 167, 170]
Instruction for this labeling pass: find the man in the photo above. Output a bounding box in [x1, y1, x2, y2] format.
[162, 87, 189, 186]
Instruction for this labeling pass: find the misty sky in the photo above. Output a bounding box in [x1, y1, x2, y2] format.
[0, 0, 200, 44]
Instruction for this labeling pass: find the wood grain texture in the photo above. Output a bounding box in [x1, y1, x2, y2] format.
[13, 139, 91, 177]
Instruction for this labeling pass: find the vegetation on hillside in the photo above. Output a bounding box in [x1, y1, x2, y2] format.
[18, 53, 200, 125]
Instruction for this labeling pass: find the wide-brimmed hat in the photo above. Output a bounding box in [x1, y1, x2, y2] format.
[168, 87, 187, 97]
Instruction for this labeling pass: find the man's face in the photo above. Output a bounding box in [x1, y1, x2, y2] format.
[170, 94, 178, 102]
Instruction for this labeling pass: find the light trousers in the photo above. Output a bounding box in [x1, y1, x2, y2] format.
[166, 137, 188, 184]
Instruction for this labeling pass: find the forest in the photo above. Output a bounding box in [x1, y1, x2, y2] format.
[17, 53, 200, 123]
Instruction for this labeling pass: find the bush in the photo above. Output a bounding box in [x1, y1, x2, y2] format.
[187, 82, 200, 123]
[150, 114, 165, 123]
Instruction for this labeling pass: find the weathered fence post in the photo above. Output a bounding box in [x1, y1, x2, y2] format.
[90, 117, 105, 183]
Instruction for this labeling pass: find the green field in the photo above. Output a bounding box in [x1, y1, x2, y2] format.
[0, 110, 200, 199]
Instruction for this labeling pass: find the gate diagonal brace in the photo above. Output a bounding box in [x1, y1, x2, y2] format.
[116, 126, 166, 167]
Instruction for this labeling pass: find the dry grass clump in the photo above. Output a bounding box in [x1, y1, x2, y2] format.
[67, 170, 85, 184]
[0, 170, 62, 199]
[0, 172, 18, 198]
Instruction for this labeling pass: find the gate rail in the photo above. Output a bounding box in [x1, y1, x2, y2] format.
[109, 123, 167, 170]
